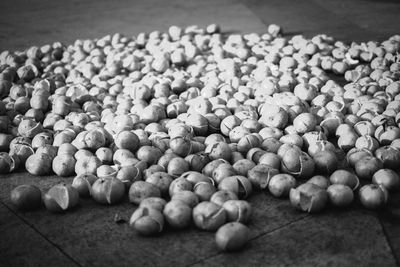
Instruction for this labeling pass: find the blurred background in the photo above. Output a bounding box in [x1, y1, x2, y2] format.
[0, 0, 400, 51]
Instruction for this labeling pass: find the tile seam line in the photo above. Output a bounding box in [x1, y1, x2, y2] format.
[240, 0, 379, 43]
[186, 214, 310, 267]
[306, 0, 377, 38]
[0, 201, 85, 267]
[247, 214, 310, 242]
[378, 216, 400, 267]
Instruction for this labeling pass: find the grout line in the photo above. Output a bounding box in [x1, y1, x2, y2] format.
[186, 252, 221, 267]
[378, 216, 400, 267]
[1, 201, 86, 267]
[248, 214, 310, 242]
[306, 0, 377, 41]
[186, 215, 310, 266]
[235, 0, 269, 30]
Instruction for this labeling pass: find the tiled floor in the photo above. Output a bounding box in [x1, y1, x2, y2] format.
[1, 0, 400, 266]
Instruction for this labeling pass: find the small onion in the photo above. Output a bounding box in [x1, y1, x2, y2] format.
[10, 184, 42, 210]
[326, 184, 354, 207]
[43, 184, 79, 213]
[25, 153, 52, 176]
[218, 176, 253, 199]
[145, 172, 174, 197]
[193, 182, 216, 202]
[372, 169, 400, 192]
[192, 201, 226, 231]
[72, 174, 98, 198]
[232, 159, 256, 176]
[52, 154, 76, 177]
[307, 175, 330, 190]
[222, 200, 252, 223]
[171, 190, 199, 208]
[210, 190, 239, 206]
[129, 181, 161, 205]
[163, 200, 192, 229]
[359, 184, 388, 210]
[268, 174, 297, 198]
[139, 197, 167, 211]
[375, 146, 400, 170]
[329, 170, 360, 190]
[280, 148, 315, 178]
[91, 177, 125, 205]
[312, 150, 338, 174]
[215, 222, 250, 252]
[289, 183, 328, 213]
[354, 156, 383, 180]
[247, 164, 279, 190]
[129, 207, 164, 235]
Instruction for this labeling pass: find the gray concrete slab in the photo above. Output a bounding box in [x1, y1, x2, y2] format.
[0, 0, 267, 51]
[0, 203, 78, 267]
[192, 209, 397, 267]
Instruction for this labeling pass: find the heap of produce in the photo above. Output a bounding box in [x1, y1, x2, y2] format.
[3, 23, 400, 251]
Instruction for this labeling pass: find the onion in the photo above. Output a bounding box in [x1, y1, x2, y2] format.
[289, 183, 328, 213]
[215, 222, 250, 252]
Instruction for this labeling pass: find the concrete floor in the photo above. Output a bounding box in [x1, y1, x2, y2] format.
[1, 0, 400, 266]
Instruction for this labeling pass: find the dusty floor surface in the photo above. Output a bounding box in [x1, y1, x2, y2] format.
[1, 0, 400, 266]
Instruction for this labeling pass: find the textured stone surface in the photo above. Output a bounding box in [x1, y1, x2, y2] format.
[1, 172, 398, 266]
[380, 193, 400, 266]
[0, 174, 307, 266]
[244, 0, 400, 42]
[0, 203, 77, 267]
[0, 0, 266, 51]
[192, 209, 397, 267]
